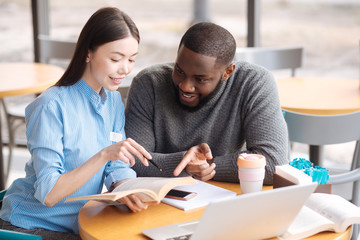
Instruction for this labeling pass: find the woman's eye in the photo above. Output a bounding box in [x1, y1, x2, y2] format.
[111, 59, 120, 62]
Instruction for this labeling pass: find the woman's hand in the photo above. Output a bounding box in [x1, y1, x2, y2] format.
[120, 194, 158, 212]
[102, 138, 152, 166]
[45, 140, 151, 207]
[113, 180, 158, 212]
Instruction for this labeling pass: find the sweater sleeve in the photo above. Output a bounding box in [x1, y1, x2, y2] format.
[125, 67, 190, 177]
[220, 67, 289, 184]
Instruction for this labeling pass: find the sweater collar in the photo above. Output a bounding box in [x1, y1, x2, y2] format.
[172, 76, 228, 112]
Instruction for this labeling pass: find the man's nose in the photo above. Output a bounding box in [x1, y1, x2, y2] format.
[179, 78, 195, 92]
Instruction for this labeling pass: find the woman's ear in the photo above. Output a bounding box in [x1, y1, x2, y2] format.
[86, 50, 91, 63]
[222, 64, 235, 81]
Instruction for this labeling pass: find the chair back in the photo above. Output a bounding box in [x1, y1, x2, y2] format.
[117, 86, 130, 105]
[38, 34, 76, 65]
[39, 34, 130, 104]
[283, 110, 360, 145]
[235, 47, 303, 77]
[283, 109, 360, 207]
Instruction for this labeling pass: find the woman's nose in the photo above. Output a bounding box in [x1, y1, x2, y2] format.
[118, 61, 129, 75]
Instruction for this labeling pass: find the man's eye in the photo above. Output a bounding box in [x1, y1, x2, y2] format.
[197, 78, 208, 83]
[176, 68, 184, 75]
[111, 59, 120, 62]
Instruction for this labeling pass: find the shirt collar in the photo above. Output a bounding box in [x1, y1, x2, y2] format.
[75, 79, 108, 105]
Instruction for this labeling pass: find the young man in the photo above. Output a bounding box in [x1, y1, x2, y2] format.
[125, 22, 289, 184]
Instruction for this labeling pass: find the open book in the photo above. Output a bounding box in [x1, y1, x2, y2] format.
[66, 176, 197, 204]
[279, 193, 360, 240]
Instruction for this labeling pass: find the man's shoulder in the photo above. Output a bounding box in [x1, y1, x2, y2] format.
[232, 61, 274, 85]
[136, 62, 174, 78]
[233, 61, 272, 77]
[132, 63, 174, 87]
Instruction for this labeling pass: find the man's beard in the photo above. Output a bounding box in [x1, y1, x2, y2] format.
[175, 76, 225, 112]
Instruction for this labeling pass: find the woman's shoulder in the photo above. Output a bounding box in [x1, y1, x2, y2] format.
[33, 86, 66, 105]
[25, 86, 70, 115]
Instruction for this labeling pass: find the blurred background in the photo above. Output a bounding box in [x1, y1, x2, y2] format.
[0, 0, 359, 186]
[1, 0, 359, 78]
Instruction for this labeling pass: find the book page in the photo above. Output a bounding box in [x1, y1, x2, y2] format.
[66, 177, 196, 203]
[93, 192, 158, 205]
[279, 206, 334, 240]
[305, 193, 360, 232]
[65, 188, 159, 202]
[114, 177, 197, 200]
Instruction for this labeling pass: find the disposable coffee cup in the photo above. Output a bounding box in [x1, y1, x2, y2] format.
[237, 153, 266, 194]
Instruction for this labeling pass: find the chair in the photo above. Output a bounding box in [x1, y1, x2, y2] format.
[117, 86, 130, 106]
[1, 36, 76, 185]
[38, 35, 76, 65]
[283, 109, 360, 239]
[0, 189, 6, 207]
[0, 230, 42, 240]
[235, 46, 304, 77]
[283, 109, 360, 203]
[0, 190, 42, 240]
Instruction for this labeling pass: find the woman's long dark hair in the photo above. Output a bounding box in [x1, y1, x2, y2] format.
[55, 7, 140, 86]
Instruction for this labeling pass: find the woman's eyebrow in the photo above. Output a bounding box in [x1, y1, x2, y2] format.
[111, 51, 138, 57]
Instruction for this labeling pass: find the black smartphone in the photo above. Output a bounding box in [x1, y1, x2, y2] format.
[165, 189, 197, 201]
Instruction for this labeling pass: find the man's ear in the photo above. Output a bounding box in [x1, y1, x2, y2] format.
[222, 64, 235, 81]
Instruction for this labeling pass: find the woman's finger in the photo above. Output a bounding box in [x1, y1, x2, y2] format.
[123, 139, 150, 166]
[120, 196, 137, 212]
[118, 152, 129, 164]
[129, 195, 148, 211]
[127, 138, 152, 159]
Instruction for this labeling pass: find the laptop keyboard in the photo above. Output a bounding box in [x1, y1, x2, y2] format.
[166, 234, 192, 240]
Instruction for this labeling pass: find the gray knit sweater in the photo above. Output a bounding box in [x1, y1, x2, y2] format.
[125, 61, 289, 184]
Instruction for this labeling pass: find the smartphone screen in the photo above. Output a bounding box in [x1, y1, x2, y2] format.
[165, 189, 197, 201]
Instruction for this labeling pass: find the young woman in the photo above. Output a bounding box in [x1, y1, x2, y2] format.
[0, 7, 153, 239]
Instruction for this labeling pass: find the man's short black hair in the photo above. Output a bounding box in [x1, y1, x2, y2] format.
[179, 22, 236, 66]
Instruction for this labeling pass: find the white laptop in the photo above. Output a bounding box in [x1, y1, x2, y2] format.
[142, 183, 318, 240]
